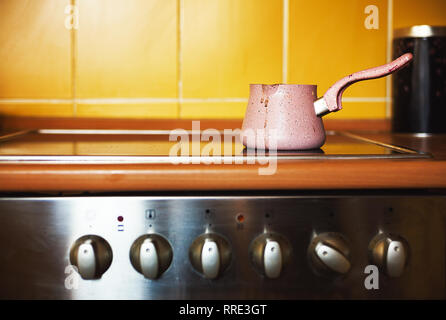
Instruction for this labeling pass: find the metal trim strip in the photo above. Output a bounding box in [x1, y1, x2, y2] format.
[394, 25, 446, 38]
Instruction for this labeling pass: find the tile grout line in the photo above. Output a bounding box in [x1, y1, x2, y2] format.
[386, 0, 393, 118]
[177, 0, 184, 118]
[0, 97, 391, 104]
[282, 0, 289, 84]
[70, 0, 78, 118]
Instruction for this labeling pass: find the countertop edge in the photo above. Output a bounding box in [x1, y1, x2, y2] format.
[1, 159, 445, 191]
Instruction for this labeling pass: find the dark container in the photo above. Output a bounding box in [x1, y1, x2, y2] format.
[392, 25, 446, 133]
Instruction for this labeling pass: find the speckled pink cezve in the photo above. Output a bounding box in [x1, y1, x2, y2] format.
[241, 53, 413, 150]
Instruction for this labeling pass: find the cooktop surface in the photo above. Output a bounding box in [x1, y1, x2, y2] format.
[0, 129, 430, 163]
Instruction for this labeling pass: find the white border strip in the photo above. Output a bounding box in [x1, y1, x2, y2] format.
[38, 129, 177, 135]
[181, 98, 247, 103]
[282, 0, 289, 84]
[0, 98, 247, 104]
[342, 97, 391, 102]
[0, 97, 390, 104]
[0, 99, 75, 104]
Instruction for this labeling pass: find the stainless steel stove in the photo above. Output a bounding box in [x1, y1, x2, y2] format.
[0, 129, 444, 300]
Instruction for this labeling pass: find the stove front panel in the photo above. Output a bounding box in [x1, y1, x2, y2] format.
[0, 195, 444, 299]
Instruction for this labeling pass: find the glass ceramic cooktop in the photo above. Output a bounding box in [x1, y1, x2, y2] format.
[0, 129, 430, 163]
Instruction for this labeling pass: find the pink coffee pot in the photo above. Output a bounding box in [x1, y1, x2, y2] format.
[241, 53, 413, 150]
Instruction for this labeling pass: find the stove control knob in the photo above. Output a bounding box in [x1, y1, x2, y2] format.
[130, 234, 173, 280]
[69, 235, 113, 280]
[189, 233, 231, 279]
[368, 233, 409, 277]
[249, 232, 292, 279]
[264, 240, 282, 278]
[202, 239, 220, 279]
[308, 232, 351, 277]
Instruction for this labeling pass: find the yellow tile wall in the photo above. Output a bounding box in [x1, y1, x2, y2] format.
[181, 0, 283, 99]
[289, 0, 388, 119]
[1, 0, 446, 120]
[77, 103, 178, 119]
[181, 101, 247, 119]
[0, 104, 73, 118]
[394, 0, 446, 29]
[0, 0, 72, 99]
[76, 0, 177, 98]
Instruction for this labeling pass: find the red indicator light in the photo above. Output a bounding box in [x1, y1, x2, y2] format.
[236, 214, 245, 223]
[117, 216, 124, 222]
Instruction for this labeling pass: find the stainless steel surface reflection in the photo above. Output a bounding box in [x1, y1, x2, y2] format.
[0, 195, 445, 299]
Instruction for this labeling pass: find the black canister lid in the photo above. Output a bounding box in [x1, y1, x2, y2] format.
[394, 25, 446, 38]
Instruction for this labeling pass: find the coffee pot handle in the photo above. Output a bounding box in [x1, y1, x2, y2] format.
[314, 53, 413, 117]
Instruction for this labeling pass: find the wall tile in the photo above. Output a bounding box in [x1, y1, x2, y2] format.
[180, 102, 247, 119]
[0, 104, 73, 117]
[77, 0, 177, 98]
[76, 103, 178, 118]
[394, 0, 446, 29]
[324, 101, 386, 119]
[289, 0, 388, 100]
[0, 0, 71, 98]
[182, 0, 283, 99]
